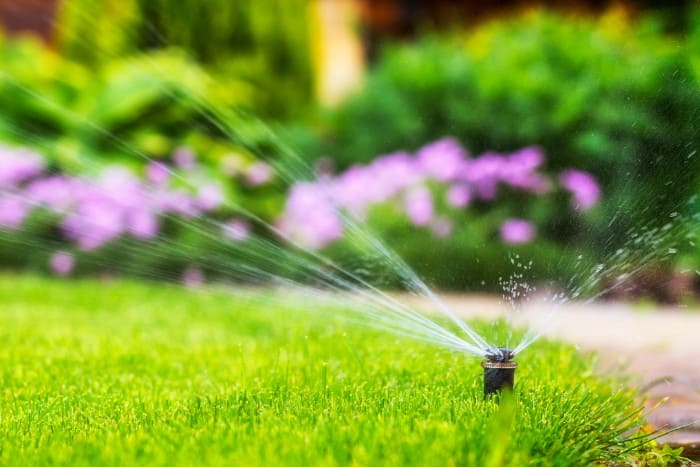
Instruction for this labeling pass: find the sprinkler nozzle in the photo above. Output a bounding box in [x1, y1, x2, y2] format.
[482, 348, 516, 397]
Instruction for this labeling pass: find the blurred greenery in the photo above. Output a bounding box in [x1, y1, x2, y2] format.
[0, 0, 315, 215]
[355, 202, 578, 291]
[57, 0, 315, 119]
[289, 9, 700, 289]
[0, 21, 295, 277]
[1, 5, 699, 296]
[0, 34, 240, 167]
[0, 0, 319, 286]
[0, 29, 294, 216]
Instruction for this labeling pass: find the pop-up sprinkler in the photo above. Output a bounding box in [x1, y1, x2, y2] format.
[482, 348, 516, 397]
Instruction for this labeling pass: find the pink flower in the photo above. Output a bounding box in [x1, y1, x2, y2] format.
[332, 165, 373, 217]
[24, 176, 74, 213]
[404, 186, 434, 226]
[196, 184, 224, 211]
[461, 152, 503, 200]
[509, 146, 544, 171]
[278, 182, 343, 249]
[0, 196, 28, 230]
[367, 152, 420, 201]
[126, 210, 159, 239]
[430, 217, 453, 237]
[275, 138, 597, 251]
[155, 190, 199, 218]
[172, 147, 196, 170]
[146, 162, 170, 186]
[447, 184, 471, 207]
[182, 266, 204, 288]
[559, 170, 601, 211]
[293, 210, 344, 250]
[416, 138, 467, 182]
[222, 219, 250, 241]
[500, 218, 536, 244]
[49, 251, 74, 276]
[246, 162, 273, 186]
[0, 146, 45, 188]
[500, 147, 551, 194]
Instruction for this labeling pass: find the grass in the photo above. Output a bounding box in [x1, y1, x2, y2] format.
[0, 275, 680, 465]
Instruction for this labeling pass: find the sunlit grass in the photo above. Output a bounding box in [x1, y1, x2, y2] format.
[0, 275, 676, 465]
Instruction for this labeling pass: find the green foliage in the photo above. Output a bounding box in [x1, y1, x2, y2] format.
[350, 202, 575, 290]
[297, 10, 700, 272]
[0, 275, 680, 465]
[0, 32, 286, 172]
[56, 0, 315, 119]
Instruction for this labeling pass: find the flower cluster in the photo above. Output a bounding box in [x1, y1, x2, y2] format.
[1, 138, 601, 278]
[0, 144, 259, 275]
[279, 138, 601, 248]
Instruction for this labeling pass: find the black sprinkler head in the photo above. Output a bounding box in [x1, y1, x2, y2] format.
[485, 347, 514, 363]
[482, 348, 516, 398]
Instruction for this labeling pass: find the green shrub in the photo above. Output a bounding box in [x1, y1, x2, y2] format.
[56, 0, 315, 119]
[0, 33, 289, 172]
[362, 203, 580, 290]
[297, 10, 700, 268]
[0, 33, 292, 273]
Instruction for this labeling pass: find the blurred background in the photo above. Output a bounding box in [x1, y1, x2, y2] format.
[0, 0, 699, 300]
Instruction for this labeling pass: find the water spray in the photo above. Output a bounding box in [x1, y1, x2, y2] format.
[482, 348, 516, 397]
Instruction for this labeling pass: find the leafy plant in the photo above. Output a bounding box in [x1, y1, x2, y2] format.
[0, 34, 263, 166]
[277, 138, 602, 289]
[295, 9, 700, 272]
[56, 0, 315, 119]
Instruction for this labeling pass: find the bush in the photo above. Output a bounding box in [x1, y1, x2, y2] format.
[0, 141, 286, 282]
[0, 138, 599, 291]
[279, 138, 601, 289]
[56, 0, 315, 119]
[296, 9, 700, 269]
[0, 32, 292, 190]
[0, 32, 307, 283]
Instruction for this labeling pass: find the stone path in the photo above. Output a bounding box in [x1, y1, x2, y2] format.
[401, 294, 700, 458]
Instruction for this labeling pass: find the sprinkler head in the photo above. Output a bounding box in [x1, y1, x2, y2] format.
[482, 348, 516, 398]
[485, 347, 514, 362]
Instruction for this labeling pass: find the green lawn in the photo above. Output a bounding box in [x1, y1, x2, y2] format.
[0, 276, 678, 465]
